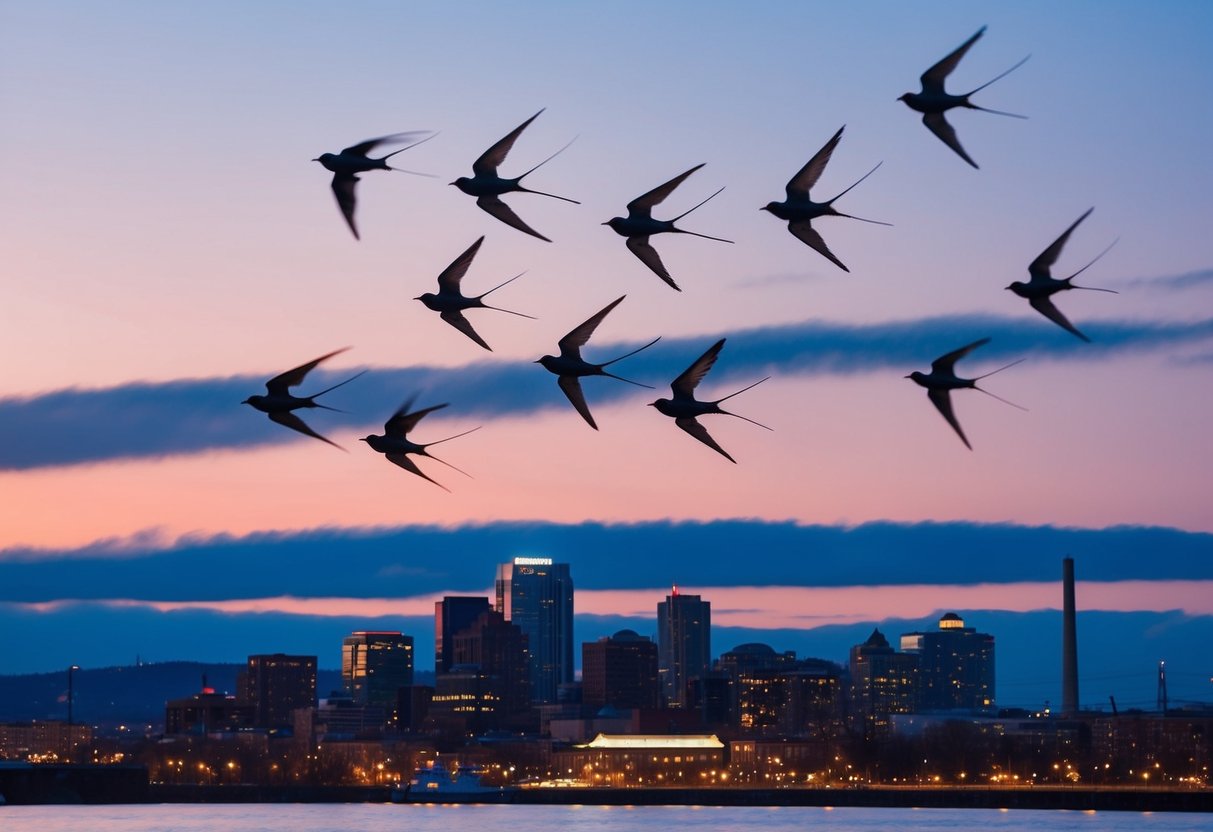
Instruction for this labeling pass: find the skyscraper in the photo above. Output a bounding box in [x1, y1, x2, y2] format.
[435, 596, 491, 674]
[657, 587, 711, 708]
[495, 557, 573, 703]
[243, 653, 317, 729]
[341, 631, 414, 708]
[900, 613, 995, 712]
[582, 629, 660, 711]
[849, 628, 919, 736]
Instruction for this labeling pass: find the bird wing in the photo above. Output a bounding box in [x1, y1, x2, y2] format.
[557, 375, 598, 430]
[930, 338, 990, 375]
[927, 388, 971, 450]
[671, 339, 725, 399]
[1029, 296, 1089, 342]
[437, 236, 484, 293]
[1029, 208, 1093, 281]
[476, 195, 551, 242]
[384, 452, 450, 491]
[385, 401, 449, 437]
[473, 109, 543, 176]
[265, 348, 349, 395]
[268, 411, 343, 450]
[626, 164, 704, 214]
[675, 416, 736, 463]
[922, 112, 978, 169]
[557, 295, 626, 357]
[341, 131, 431, 158]
[921, 26, 986, 93]
[331, 174, 360, 240]
[440, 310, 492, 351]
[785, 126, 844, 199]
[787, 221, 849, 272]
[625, 236, 680, 291]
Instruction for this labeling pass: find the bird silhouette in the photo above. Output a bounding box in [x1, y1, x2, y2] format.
[313, 132, 435, 239]
[906, 338, 1025, 450]
[242, 348, 365, 450]
[761, 126, 889, 272]
[604, 163, 732, 291]
[649, 338, 771, 463]
[452, 109, 579, 242]
[361, 397, 479, 491]
[415, 236, 535, 351]
[536, 295, 659, 430]
[1007, 208, 1118, 341]
[898, 26, 1029, 169]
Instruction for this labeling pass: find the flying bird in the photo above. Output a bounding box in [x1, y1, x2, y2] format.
[649, 338, 771, 463]
[360, 398, 479, 492]
[898, 26, 1029, 169]
[313, 132, 435, 239]
[242, 348, 365, 450]
[452, 109, 579, 242]
[906, 338, 1025, 450]
[536, 295, 659, 430]
[604, 163, 732, 291]
[415, 236, 535, 351]
[761, 126, 889, 272]
[1006, 208, 1118, 342]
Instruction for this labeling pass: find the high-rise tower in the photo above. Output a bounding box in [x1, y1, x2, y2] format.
[1062, 556, 1079, 716]
[341, 631, 413, 707]
[495, 557, 574, 703]
[657, 586, 711, 708]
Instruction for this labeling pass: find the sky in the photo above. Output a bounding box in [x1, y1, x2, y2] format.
[2, 1, 1212, 712]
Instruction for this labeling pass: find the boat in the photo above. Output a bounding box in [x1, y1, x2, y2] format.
[391, 760, 517, 804]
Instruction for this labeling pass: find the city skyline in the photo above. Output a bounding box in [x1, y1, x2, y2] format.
[2, 1, 1211, 719]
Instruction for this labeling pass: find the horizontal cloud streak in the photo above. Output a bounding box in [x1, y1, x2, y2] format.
[1122, 268, 1213, 290]
[3, 314, 1213, 469]
[2, 519, 1211, 604]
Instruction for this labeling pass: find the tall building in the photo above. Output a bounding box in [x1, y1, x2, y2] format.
[452, 609, 532, 724]
[243, 653, 317, 729]
[1062, 556, 1080, 716]
[495, 557, 574, 703]
[434, 596, 491, 674]
[657, 587, 711, 708]
[900, 612, 995, 712]
[849, 628, 919, 736]
[341, 631, 414, 708]
[582, 629, 660, 711]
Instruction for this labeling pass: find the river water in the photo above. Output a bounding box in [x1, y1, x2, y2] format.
[0, 804, 1208, 832]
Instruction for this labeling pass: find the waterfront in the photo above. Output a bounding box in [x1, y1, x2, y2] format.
[1, 804, 1210, 832]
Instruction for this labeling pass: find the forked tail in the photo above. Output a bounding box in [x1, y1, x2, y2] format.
[968, 54, 1031, 97]
[1067, 238, 1120, 289]
[601, 336, 661, 368]
[310, 369, 368, 407]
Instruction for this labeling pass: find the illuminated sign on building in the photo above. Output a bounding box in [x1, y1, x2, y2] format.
[513, 557, 553, 566]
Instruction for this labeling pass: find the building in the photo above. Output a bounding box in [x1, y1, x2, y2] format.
[900, 613, 995, 713]
[243, 653, 317, 730]
[849, 628, 919, 736]
[165, 679, 255, 735]
[434, 596, 491, 674]
[341, 631, 414, 710]
[553, 733, 727, 786]
[495, 557, 574, 704]
[452, 609, 532, 724]
[657, 587, 711, 708]
[582, 629, 660, 711]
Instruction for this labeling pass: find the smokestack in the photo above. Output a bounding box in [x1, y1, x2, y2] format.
[1062, 557, 1079, 716]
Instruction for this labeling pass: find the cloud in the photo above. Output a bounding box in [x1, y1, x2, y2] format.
[1122, 268, 1213, 291]
[2, 518, 1211, 604]
[3, 314, 1213, 470]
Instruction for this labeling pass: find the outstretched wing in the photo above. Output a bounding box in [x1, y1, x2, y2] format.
[440, 310, 492, 351]
[676, 416, 736, 463]
[341, 131, 431, 158]
[473, 109, 543, 176]
[930, 338, 990, 375]
[927, 388, 971, 450]
[627, 164, 704, 215]
[437, 236, 484, 293]
[557, 295, 626, 357]
[671, 339, 725, 400]
[331, 174, 360, 240]
[268, 411, 343, 450]
[265, 348, 349, 396]
[788, 220, 849, 272]
[476, 195, 551, 242]
[1029, 208, 1093, 281]
[625, 236, 680, 291]
[557, 375, 597, 430]
[922, 112, 978, 169]
[785, 126, 844, 199]
[385, 402, 449, 437]
[921, 26, 986, 93]
[1030, 296, 1089, 342]
[384, 453, 450, 492]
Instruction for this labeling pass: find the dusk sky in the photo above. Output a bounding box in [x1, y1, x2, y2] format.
[2, 2, 1212, 711]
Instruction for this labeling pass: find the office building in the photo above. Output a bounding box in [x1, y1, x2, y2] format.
[451, 609, 532, 724]
[849, 628, 919, 736]
[341, 631, 414, 708]
[657, 587, 711, 708]
[243, 653, 317, 730]
[434, 596, 491, 675]
[900, 613, 995, 712]
[495, 557, 574, 703]
[582, 629, 660, 711]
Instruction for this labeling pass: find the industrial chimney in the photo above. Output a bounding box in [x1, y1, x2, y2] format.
[1062, 556, 1079, 716]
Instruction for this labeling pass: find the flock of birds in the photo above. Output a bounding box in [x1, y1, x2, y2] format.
[245, 26, 1119, 488]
